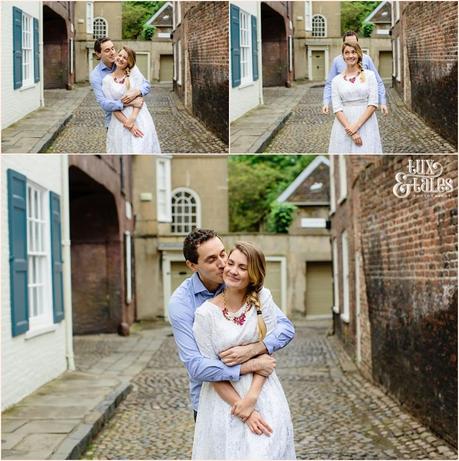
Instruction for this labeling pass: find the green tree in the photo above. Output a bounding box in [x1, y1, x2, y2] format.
[122, 1, 164, 40]
[341, 1, 380, 36]
[266, 202, 297, 234]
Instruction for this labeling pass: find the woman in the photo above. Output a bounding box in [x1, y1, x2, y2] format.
[192, 242, 295, 460]
[102, 46, 161, 153]
[328, 41, 382, 153]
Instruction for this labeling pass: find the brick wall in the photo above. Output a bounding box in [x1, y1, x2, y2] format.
[403, 1, 458, 147]
[357, 155, 458, 446]
[183, 2, 229, 144]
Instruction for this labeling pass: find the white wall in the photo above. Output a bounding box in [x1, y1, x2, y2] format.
[1, 2, 43, 129]
[1, 155, 67, 410]
[229, 1, 263, 122]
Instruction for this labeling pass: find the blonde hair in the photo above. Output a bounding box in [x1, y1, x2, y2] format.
[120, 46, 136, 90]
[229, 242, 267, 340]
[342, 41, 366, 82]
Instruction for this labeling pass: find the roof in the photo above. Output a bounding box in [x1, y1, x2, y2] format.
[277, 156, 330, 205]
[145, 2, 173, 27]
[364, 1, 391, 24]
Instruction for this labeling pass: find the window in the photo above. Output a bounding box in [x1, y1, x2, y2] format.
[156, 158, 172, 222]
[392, 39, 396, 77]
[332, 238, 339, 313]
[174, 40, 182, 85]
[86, 1, 94, 34]
[27, 183, 51, 329]
[93, 17, 107, 39]
[338, 155, 347, 202]
[329, 155, 336, 213]
[22, 13, 33, 86]
[304, 0, 312, 31]
[312, 15, 326, 37]
[239, 9, 252, 84]
[171, 188, 201, 234]
[396, 37, 401, 82]
[341, 231, 350, 323]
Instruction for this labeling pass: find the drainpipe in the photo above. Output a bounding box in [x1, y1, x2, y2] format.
[61, 155, 75, 370]
[39, 1, 44, 107]
[257, 1, 264, 105]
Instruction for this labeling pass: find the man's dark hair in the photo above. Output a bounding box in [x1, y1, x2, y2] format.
[342, 31, 359, 42]
[94, 37, 112, 54]
[183, 229, 220, 264]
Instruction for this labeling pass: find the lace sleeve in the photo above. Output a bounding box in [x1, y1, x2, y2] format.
[192, 308, 219, 360]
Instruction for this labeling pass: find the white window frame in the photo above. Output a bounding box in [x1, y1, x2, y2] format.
[355, 251, 362, 363]
[396, 37, 401, 82]
[392, 39, 396, 77]
[304, 0, 312, 31]
[395, 1, 400, 22]
[391, 1, 395, 26]
[26, 182, 52, 331]
[307, 46, 329, 81]
[338, 155, 347, 203]
[332, 238, 339, 314]
[156, 157, 172, 223]
[175, 40, 182, 85]
[125, 231, 132, 304]
[329, 155, 336, 214]
[93, 17, 108, 39]
[171, 187, 201, 235]
[312, 14, 327, 38]
[239, 9, 253, 86]
[341, 231, 350, 323]
[86, 1, 94, 34]
[22, 12, 33, 87]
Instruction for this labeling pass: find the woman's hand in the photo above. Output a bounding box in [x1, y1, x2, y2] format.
[124, 117, 135, 130]
[345, 123, 360, 136]
[129, 124, 144, 138]
[245, 410, 273, 436]
[231, 395, 256, 421]
[351, 132, 362, 146]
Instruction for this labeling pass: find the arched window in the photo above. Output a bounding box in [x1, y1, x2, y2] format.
[93, 17, 108, 39]
[171, 188, 201, 234]
[312, 15, 326, 37]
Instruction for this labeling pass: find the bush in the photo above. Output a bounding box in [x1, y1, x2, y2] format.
[362, 23, 375, 38]
[266, 202, 297, 234]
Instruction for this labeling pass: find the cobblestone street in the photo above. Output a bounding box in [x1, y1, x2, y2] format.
[265, 85, 456, 153]
[81, 320, 456, 460]
[46, 84, 228, 154]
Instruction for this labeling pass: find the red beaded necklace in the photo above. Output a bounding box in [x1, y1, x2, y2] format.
[222, 292, 251, 326]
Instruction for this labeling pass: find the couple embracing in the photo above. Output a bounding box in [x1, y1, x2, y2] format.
[90, 37, 161, 154]
[168, 229, 296, 459]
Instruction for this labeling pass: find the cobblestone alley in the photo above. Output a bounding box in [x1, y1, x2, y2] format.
[264, 85, 456, 154]
[80, 320, 457, 460]
[46, 84, 228, 154]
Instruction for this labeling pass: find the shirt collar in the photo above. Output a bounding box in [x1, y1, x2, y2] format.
[100, 61, 115, 72]
[191, 272, 224, 296]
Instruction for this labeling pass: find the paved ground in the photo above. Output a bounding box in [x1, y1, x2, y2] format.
[45, 83, 228, 154]
[264, 83, 456, 154]
[81, 319, 457, 460]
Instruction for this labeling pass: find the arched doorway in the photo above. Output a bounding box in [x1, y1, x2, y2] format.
[261, 3, 287, 87]
[69, 167, 121, 334]
[43, 5, 68, 89]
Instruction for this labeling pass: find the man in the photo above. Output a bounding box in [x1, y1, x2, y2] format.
[89, 37, 150, 137]
[322, 31, 389, 116]
[168, 229, 295, 430]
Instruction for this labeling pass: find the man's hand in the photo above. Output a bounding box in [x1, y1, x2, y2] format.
[245, 410, 272, 436]
[129, 97, 144, 109]
[231, 395, 256, 421]
[322, 105, 330, 115]
[250, 354, 276, 377]
[121, 89, 141, 105]
[123, 117, 135, 130]
[220, 342, 267, 366]
[129, 124, 144, 138]
[381, 104, 389, 116]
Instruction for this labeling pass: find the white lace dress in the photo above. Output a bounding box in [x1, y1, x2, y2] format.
[102, 66, 161, 154]
[328, 69, 382, 153]
[192, 299, 296, 460]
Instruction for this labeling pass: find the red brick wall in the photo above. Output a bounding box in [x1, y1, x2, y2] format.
[357, 155, 458, 446]
[403, 1, 458, 147]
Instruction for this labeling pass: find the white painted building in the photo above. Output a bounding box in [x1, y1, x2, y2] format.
[1, 1, 44, 129]
[229, 1, 263, 122]
[1, 155, 73, 410]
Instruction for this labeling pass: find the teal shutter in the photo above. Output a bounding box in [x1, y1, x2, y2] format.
[50, 192, 64, 323]
[13, 7, 23, 89]
[33, 17, 40, 83]
[7, 169, 29, 336]
[230, 4, 241, 88]
[251, 15, 259, 81]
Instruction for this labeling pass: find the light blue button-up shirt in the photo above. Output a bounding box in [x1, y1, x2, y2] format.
[168, 272, 295, 411]
[89, 60, 151, 127]
[323, 53, 387, 106]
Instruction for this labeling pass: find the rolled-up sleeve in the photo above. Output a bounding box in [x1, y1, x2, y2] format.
[130, 65, 151, 96]
[332, 77, 343, 114]
[367, 71, 378, 108]
[168, 297, 240, 383]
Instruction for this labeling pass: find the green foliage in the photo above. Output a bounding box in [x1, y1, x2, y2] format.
[122, 1, 164, 40]
[341, 1, 380, 36]
[228, 155, 315, 232]
[362, 22, 375, 38]
[266, 202, 297, 234]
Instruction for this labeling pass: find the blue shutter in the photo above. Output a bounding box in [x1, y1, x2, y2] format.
[50, 192, 64, 323]
[230, 4, 241, 88]
[13, 7, 23, 89]
[33, 17, 40, 83]
[7, 169, 29, 336]
[251, 15, 259, 81]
